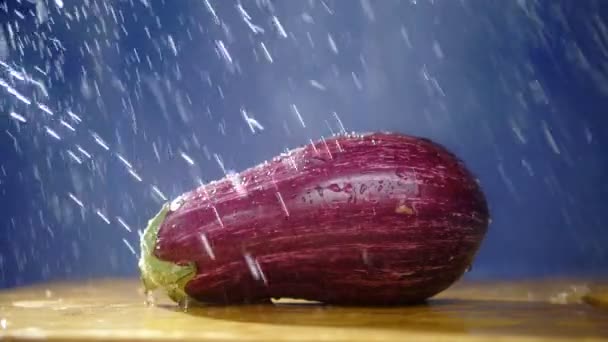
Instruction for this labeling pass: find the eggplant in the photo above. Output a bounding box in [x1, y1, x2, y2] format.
[139, 132, 489, 305]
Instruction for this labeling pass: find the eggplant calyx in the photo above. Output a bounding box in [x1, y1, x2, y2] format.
[138, 204, 196, 303]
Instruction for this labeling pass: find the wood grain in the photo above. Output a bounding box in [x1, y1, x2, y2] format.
[0, 278, 606, 341]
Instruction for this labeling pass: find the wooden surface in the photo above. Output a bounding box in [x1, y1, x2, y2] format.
[0, 278, 607, 341]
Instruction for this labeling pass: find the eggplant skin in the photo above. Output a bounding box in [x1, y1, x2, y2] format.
[141, 132, 489, 305]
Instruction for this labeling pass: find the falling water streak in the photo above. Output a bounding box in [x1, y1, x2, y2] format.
[309, 80, 326, 90]
[542, 121, 561, 155]
[203, 0, 220, 24]
[67, 150, 83, 164]
[168, 35, 177, 56]
[76, 145, 92, 158]
[37, 103, 54, 115]
[91, 132, 110, 150]
[236, 3, 252, 20]
[497, 163, 519, 200]
[306, 32, 315, 47]
[96, 210, 111, 224]
[67, 111, 82, 123]
[214, 153, 227, 174]
[116, 217, 132, 232]
[212, 206, 224, 228]
[5, 131, 18, 152]
[215, 40, 233, 65]
[122, 238, 137, 256]
[509, 119, 527, 144]
[60, 120, 75, 132]
[151, 186, 168, 201]
[9, 112, 27, 123]
[128, 169, 143, 182]
[30, 79, 49, 97]
[44, 126, 61, 140]
[321, 136, 333, 159]
[180, 152, 195, 165]
[243, 16, 264, 34]
[275, 191, 289, 217]
[68, 193, 84, 207]
[335, 139, 344, 153]
[200, 234, 216, 260]
[255, 260, 268, 285]
[321, 0, 334, 14]
[0, 78, 32, 104]
[49, 39, 65, 51]
[238, 4, 264, 34]
[290, 156, 298, 171]
[327, 34, 338, 54]
[282, 148, 299, 171]
[325, 120, 335, 136]
[291, 104, 306, 128]
[259, 42, 273, 63]
[152, 142, 161, 162]
[352, 72, 363, 90]
[521, 159, 535, 177]
[272, 16, 288, 38]
[34, 66, 47, 75]
[309, 138, 319, 154]
[333, 112, 346, 134]
[243, 253, 260, 280]
[0, 60, 49, 97]
[116, 153, 134, 169]
[584, 125, 593, 144]
[360, 0, 376, 21]
[3, 68, 25, 82]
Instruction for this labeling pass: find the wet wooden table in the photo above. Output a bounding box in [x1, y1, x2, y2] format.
[0, 278, 607, 341]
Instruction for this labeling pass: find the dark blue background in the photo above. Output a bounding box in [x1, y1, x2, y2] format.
[1, 0, 607, 288]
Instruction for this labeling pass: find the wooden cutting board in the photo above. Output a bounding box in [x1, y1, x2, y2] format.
[0, 278, 606, 341]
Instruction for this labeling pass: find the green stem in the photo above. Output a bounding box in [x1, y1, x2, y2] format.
[138, 204, 196, 303]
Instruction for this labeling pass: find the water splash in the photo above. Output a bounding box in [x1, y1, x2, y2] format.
[241, 107, 264, 133]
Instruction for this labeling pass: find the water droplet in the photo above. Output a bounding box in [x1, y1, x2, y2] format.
[361, 249, 371, 266]
[170, 195, 186, 211]
[395, 168, 409, 179]
[316, 187, 324, 197]
[359, 184, 368, 194]
[328, 184, 341, 192]
[144, 290, 156, 307]
[179, 296, 190, 312]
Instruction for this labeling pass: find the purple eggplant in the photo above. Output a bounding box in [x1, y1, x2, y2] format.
[139, 132, 489, 305]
